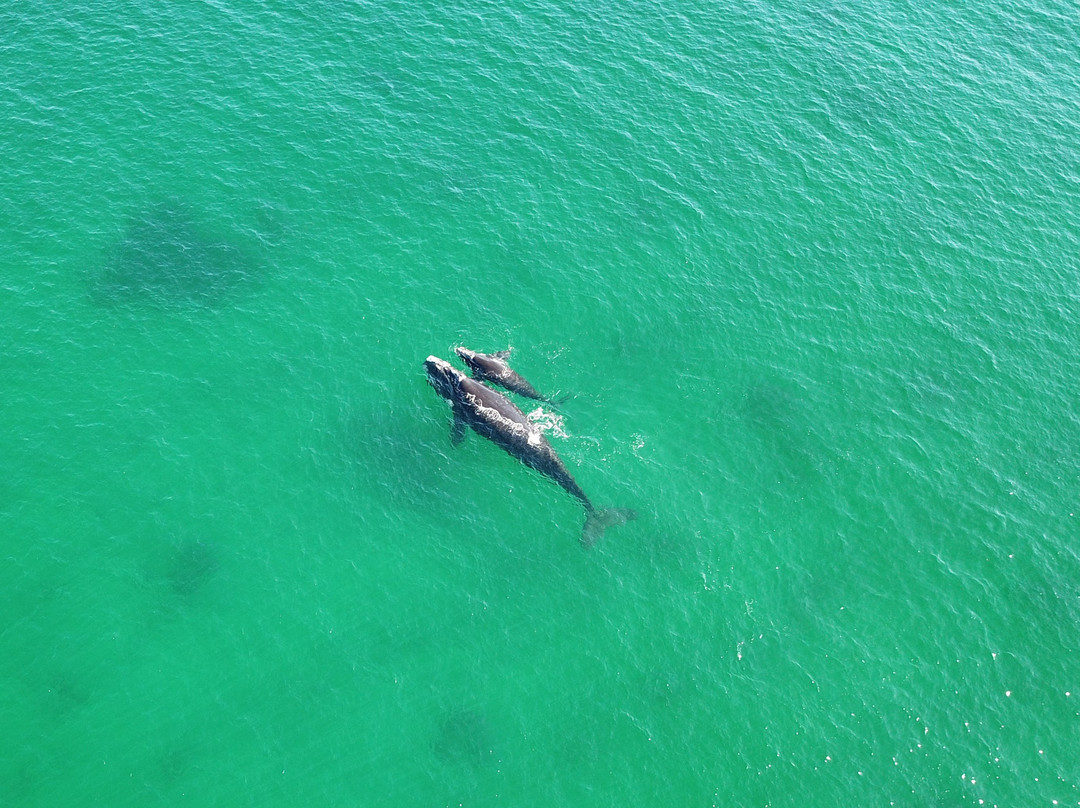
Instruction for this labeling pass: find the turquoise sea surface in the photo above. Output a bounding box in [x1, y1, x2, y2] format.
[2, 1, 1078, 805]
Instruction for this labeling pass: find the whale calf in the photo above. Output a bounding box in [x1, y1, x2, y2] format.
[454, 347, 566, 405]
[425, 355, 634, 547]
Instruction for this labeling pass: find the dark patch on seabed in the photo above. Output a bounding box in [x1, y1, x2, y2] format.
[740, 379, 830, 484]
[165, 539, 220, 597]
[432, 708, 498, 766]
[90, 199, 256, 307]
[41, 668, 93, 715]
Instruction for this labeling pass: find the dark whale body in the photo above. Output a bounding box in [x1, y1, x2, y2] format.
[425, 355, 634, 547]
[454, 347, 565, 405]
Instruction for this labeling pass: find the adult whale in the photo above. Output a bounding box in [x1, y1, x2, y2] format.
[425, 355, 635, 547]
[454, 347, 566, 405]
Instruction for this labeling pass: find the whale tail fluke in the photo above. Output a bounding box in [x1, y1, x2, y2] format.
[582, 507, 637, 548]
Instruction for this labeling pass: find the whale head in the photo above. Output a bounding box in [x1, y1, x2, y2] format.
[425, 355, 463, 400]
[453, 346, 477, 363]
[455, 346, 510, 377]
[454, 345, 491, 373]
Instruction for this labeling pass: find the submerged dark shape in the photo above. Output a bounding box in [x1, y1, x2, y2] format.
[432, 709, 496, 765]
[424, 355, 635, 547]
[742, 379, 825, 482]
[93, 200, 250, 306]
[166, 540, 219, 596]
[454, 346, 567, 405]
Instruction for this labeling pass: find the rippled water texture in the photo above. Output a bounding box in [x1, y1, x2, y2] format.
[2, 0, 1078, 805]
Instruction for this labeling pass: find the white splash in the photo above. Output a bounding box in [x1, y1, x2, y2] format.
[526, 407, 568, 438]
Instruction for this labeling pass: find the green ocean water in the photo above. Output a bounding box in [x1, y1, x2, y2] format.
[2, 0, 1078, 805]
